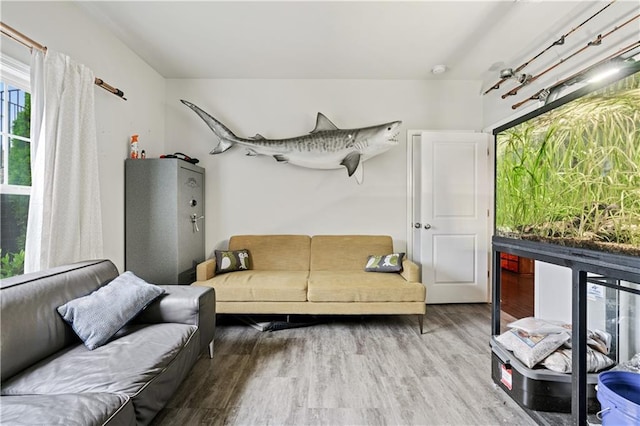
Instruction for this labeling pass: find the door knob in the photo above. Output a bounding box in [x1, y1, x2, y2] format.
[414, 223, 421, 229]
[424, 223, 432, 230]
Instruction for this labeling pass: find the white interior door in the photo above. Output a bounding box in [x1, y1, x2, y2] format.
[409, 131, 491, 304]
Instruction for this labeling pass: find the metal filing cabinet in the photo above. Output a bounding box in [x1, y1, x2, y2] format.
[125, 159, 205, 284]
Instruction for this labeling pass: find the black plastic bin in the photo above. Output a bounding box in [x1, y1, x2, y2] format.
[491, 337, 600, 413]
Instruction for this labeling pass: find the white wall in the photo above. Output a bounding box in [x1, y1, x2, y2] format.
[534, 261, 572, 323]
[534, 261, 609, 328]
[166, 79, 482, 257]
[1, 1, 166, 271]
[3, 3, 484, 270]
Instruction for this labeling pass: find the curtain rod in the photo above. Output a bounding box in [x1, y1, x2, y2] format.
[0, 22, 127, 101]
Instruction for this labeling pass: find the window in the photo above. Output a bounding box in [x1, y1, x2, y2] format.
[0, 56, 30, 278]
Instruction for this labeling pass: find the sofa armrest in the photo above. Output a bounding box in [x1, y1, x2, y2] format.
[196, 259, 217, 281]
[136, 285, 216, 356]
[401, 259, 421, 283]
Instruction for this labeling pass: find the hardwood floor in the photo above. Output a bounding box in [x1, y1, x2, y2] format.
[152, 305, 540, 426]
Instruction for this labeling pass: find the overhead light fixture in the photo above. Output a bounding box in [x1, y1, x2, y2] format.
[588, 67, 620, 83]
[431, 64, 447, 75]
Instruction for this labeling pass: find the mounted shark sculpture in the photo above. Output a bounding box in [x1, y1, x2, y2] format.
[181, 100, 401, 184]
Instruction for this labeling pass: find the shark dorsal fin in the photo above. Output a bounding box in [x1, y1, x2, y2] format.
[310, 113, 339, 134]
[249, 133, 266, 140]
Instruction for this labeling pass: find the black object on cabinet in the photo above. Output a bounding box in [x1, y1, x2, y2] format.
[125, 159, 205, 284]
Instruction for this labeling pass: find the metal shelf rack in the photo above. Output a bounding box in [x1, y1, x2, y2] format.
[491, 236, 640, 425]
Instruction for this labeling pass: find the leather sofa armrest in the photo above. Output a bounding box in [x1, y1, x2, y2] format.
[196, 259, 217, 281]
[136, 285, 216, 356]
[401, 259, 420, 283]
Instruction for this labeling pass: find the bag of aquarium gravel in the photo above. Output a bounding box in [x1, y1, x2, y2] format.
[612, 353, 640, 373]
[496, 328, 570, 368]
[563, 328, 612, 355]
[507, 317, 569, 335]
[542, 346, 615, 373]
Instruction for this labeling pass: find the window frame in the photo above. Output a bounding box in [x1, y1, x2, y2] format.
[0, 54, 31, 196]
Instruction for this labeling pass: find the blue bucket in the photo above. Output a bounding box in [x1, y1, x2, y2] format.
[597, 371, 640, 425]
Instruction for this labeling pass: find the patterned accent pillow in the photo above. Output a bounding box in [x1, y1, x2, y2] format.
[57, 271, 165, 350]
[215, 249, 251, 274]
[365, 253, 405, 272]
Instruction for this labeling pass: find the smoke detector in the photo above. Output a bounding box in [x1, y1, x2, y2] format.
[431, 64, 447, 75]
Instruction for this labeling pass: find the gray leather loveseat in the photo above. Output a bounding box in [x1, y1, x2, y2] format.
[0, 259, 216, 425]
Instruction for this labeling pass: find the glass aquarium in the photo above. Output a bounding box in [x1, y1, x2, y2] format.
[495, 65, 640, 257]
[587, 276, 640, 369]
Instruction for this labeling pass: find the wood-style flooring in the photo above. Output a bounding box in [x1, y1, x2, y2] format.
[151, 304, 545, 426]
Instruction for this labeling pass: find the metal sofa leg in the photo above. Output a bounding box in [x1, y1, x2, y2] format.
[418, 314, 424, 334]
[208, 340, 215, 359]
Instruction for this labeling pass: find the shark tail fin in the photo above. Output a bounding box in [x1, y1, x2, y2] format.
[181, 99, 238, 154]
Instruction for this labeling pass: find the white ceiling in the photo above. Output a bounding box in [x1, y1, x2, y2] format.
[77, 1, 639, 89]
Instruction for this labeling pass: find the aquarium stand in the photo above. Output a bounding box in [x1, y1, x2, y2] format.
[491, 236, 640, 426]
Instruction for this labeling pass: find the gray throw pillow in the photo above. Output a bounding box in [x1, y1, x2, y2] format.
[57, 271, 165, 350]
[365, 253, 405, 272]
[215, 249, 251, 274]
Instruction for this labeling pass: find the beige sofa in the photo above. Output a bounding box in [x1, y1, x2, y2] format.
[193, 235, 426, 332]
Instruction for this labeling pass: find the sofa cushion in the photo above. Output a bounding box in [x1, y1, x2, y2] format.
[57, 271, 165, 350]
[310, 235, 394, 271]
[365, 253, 405, 273]
[0, 260, 119, 382]
[229, 235, 310, 271]
[1, 323, 199, 425]
[308, 271, 425, 302]
[201, 271, 309, 302]
[215, 249, 251, 274]
[135, 285, 216, 357]
[0, 393, 135, 426]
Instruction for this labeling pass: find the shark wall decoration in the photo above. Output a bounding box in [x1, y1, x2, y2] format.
[181, 100, 401, 184]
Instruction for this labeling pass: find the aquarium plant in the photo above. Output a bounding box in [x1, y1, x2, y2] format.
[496, 70, 640, 256]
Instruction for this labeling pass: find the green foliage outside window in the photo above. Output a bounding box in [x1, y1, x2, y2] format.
[1, 92, 31, 278]
[9, 92, 31, 186]
[0, 249, 25, 278]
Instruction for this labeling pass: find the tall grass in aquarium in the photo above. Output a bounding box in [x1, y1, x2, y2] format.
[496, 71, 640, 254]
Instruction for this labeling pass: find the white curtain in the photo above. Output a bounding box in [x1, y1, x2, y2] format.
[25, 49, 104, 272]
